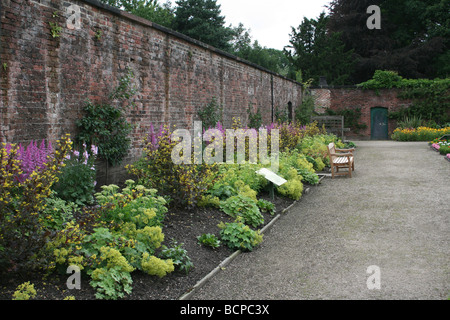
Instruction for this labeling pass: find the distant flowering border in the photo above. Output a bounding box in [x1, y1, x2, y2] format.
[428, 138, 450, 162]
[392, 126, 450, 141]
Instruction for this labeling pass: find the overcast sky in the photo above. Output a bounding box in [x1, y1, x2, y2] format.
[162, 0, 332, 50]
[217, 0, 332, 50]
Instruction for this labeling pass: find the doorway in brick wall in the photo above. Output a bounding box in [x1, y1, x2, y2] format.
[371, 107, 389, 140]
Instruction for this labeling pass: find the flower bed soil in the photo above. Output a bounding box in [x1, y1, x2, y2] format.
[0, 192, 294, 300]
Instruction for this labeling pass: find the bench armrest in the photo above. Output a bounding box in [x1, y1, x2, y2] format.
[330, 152, 353, 157]
[336, 148, 355, 153]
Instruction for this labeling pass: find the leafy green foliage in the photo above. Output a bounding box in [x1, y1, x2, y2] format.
[230, 23, 291, 75]
[12, 282, 37, 300]
[212, 164, 267, 196]
[328, 0, 449, 82]
[140, 253, 174, 278]
[98, 0, 175, 28]
[172, 0, 234, 51]
[247, 104, 262, 130]
[277, 168, 304, 201]
[43, 181, 174, 299]
[76, 69, 136, 167]
[257, 199, 275, 216]
[127, 125, 218, 209]
[439, 145, 450, 156]
[296, 93, 317, 125]
[218, 218, 263, 252]
[197, 233, 221, 248]
[89, 246, 134, 300]
[0, 135, 72, 273]
[160, 241, 193, 274]
[220, 194, 264, 228]
[41, 192, 78, 231]
[197, 97, 222, 130]
[52, 144, 97, 206]
[285, 12, 354, 86]
[358, 70, 450, 124]
[279, 149, 318, 187]
[95, 180, 167, 228]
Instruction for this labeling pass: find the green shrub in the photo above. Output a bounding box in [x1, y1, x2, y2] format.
[52, 144, 97, 206]
[159, 241, 193, 274]
[127, 125, 218, 209]
[198, 97, 222, 130]
[197, 194, 222, 208]
[141, 253, 174, 278]
[12, 282, 37, 300]
[314, 157, 326, 171]
[197, 233, 221, 248]
[277, 177, 304, 201]
[256, 199, 275, 215]
[76, 69, 135, 167]
[219, 194, 264, 228]
[396, 115, 423, 129]
[359, 70, 450, 124]
[41, 192, 78, 231]
[277, 153, 308, 199]
[95, 180, 167, 228]
[218, 219, 263, 252]
[234, 180, 258, 200]
[439, 145, 450, 155]
[278, 149, 319, 185]
[213, 163, 268, 195]
[89, 246, 134, 300]
[45, 181, 173, 300]
[0, 135, 72, 273]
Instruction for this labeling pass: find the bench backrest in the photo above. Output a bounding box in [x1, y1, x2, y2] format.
[327, 143, 336, 161]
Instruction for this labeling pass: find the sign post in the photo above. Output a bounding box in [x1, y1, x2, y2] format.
[255, 168, 287, 201]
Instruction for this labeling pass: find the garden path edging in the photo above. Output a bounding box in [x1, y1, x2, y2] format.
[178, 184, 320, 300]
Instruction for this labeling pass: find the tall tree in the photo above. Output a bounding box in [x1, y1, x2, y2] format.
[285, 12, 355, 85]
[98, 0, 175, 28]
[328, 0, 450, 82]
[172, 0, 233, 51]
[230, 24, 291, 75]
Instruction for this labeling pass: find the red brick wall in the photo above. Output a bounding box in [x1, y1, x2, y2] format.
[311, 87, 413, 139]
[0, 0, 303, 164]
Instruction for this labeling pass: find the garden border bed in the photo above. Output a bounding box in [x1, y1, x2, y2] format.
[179, 176, 325, 300]
[0, 177, 326, 301]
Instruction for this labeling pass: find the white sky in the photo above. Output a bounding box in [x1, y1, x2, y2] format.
[217, 0, 331, 50]
[161, 0, 332, 50]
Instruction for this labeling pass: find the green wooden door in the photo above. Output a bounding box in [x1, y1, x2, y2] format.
[371, 107, 388, 140]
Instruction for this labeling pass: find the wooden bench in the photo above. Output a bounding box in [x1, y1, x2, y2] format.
[327, 143, 355, 178]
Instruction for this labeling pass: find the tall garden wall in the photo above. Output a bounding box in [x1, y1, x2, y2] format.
[0, 0, 303, 182]
[311, 86, 413, 140]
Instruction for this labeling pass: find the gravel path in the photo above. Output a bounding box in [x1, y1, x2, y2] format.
[189, 141, 450, 300]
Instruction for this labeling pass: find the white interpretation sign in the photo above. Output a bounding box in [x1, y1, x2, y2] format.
[256, 168, 287, 187]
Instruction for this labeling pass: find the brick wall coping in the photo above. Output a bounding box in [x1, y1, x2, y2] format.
[81, 0, 303, 87]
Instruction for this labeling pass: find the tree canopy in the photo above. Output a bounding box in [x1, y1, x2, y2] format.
[97, 0, 449, 84]
[285, 12, 355, 85]
[171, 0, 233, 51]
[327, 0, 450, 83]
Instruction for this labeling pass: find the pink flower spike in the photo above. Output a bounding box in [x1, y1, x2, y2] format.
[91, 145, 98, 156]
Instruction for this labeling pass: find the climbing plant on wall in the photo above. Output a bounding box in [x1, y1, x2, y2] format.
[76, 69, 136, 173]
[358, 70, 450, 125]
